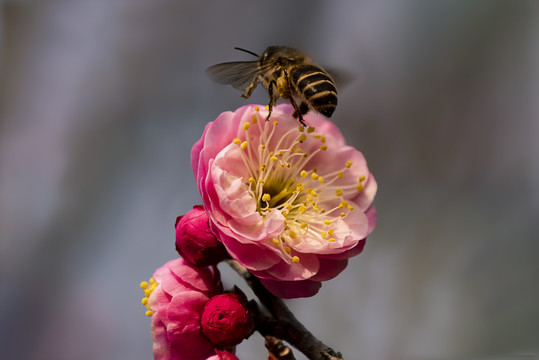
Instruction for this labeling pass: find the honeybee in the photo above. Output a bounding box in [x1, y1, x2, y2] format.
[205, 46, 338, 126]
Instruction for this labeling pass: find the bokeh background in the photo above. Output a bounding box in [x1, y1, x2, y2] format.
[1, 1, 538, 359]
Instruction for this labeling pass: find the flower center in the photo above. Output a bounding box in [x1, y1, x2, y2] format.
[231, 107, 367, 264]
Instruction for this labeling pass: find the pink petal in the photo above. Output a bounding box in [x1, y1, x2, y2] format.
[259, 278, 322, 298]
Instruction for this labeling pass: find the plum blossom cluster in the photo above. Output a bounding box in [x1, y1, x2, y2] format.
[141, 104, 377, 359]
[140, 258, 252, 360]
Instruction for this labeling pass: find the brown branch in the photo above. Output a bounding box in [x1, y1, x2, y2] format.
[227, 260, 344, 360]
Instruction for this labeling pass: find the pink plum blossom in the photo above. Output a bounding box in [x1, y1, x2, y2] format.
[191, 104, 377, 298]
[140, 258, 223, 360]
[176, 205, 229, 266]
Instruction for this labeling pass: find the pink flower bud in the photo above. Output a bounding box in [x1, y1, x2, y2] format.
[175, 205, 228, 266]
[201, 293, 254, 347]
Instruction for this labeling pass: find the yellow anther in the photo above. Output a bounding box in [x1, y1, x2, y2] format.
[145, 310, 154, 317]
[311, 173, 319, 180]
[251, 115, 258, 124]
[249, 177, 255, 183]
[243, 122, 250, 130]
[296, 183, 304, 191]
[347, 205, 354, 211]
[260, 164, 266, 171]
[338, 171, 343, 179]
[341, 212, 346, 217]
[233, 138, 242, 145]
[144, 289, 152, 297]
[359, 175, 366, 182]
[320, 208, 326, 213]
[284, 247, 291, 254]
[298, 205, 307, 213]
[149, 278, 155, 284]
[313, 204, 320, 212]
[261, 144, 266, 149]
[345, 160, 353, 168]
[277, 152, 283, 157]
[302, 153, 308, 158]
[272, 238, 280, 245]
[320, 136, 326, 143]
[298, 126, 305, 132]
[312, 168, 318, 173]
[328, 237, 336, 242]
[241, 141, 248, 149]
[320, 145, 328, 151]
[273, 121, 279, 125]
[270, 156, 279, 162]
[300, 170, 308, 177]
[300, 222, 308, 229]
[318, 177, 324, 183]
[310, 189, 318, 197]
[292, 256, 300, 264]
[141, 298, 148, 305]
[265, 105, 269, 110]
[262, 193, 271, 202]
[328, 229, 335, 236]
[259, 179, 265, 184]
[255, 106, 260, 111]
[324, 219, 332, 225]
[339, 201, 349, 208]
[299, 134, 307, 143]
[140, 281, 149, 289]
[356, 184, 364, 192]
[321, 231, 327, 238]
[335, 189, 343, 196]
[307, 126, 315, 133]
[289, 231, 297, 239]
[287, 204, 293, 210]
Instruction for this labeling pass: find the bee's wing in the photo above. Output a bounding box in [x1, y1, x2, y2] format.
[205, 61, 260, 91]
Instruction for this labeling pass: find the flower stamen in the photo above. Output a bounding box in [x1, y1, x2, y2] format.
[140, 278, 158, 316]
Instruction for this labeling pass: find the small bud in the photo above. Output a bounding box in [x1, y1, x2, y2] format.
[175, 205, 228, 266]
[201, 293, 254, 347]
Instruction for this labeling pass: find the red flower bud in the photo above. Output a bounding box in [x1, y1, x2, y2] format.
[175, 205, 228, 266]
[201, 293, 254, 348]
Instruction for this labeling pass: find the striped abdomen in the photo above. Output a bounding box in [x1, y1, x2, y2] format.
[290, 64, 338, 117]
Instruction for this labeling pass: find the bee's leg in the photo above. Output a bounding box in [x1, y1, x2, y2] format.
[289, 98, 308, 126]
[299, 102, 310, 116]
[241, 80, 258, 99]
[266, 80, 277, 121]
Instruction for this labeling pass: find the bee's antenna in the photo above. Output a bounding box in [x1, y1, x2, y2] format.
[234, 47, 259, 58]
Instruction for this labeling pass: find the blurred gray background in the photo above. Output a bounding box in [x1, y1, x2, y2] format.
[1, 1, 538, 359]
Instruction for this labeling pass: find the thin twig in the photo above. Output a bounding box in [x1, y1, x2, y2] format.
[227, 260, 344, 360]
